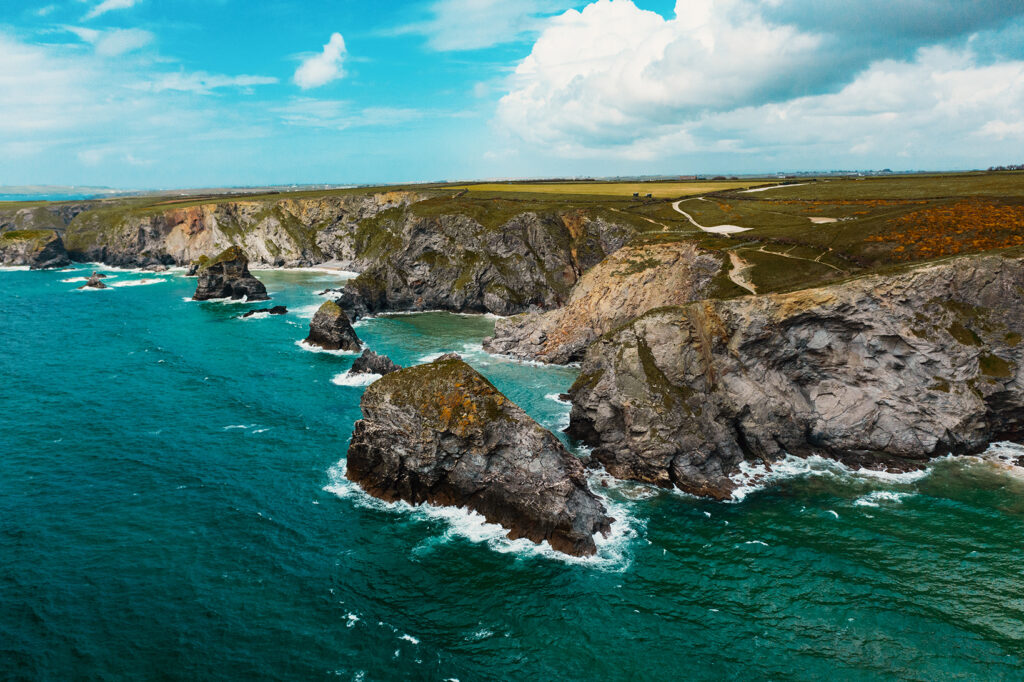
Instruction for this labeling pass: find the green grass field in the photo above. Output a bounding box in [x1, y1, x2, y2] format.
[457, 181, 775, 199]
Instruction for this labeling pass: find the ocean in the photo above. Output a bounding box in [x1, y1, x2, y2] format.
[1, 266, 1022, 680]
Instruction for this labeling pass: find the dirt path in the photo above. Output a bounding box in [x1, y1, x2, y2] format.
[757, 245, 844, 272]
[671, 200, 752, 235]
[609, 207, 671, 231]
[728, 252, 757, 295]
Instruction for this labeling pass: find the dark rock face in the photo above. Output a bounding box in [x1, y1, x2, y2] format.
[350, 349, 402, 376]
[78, 272, 108, 289]
[0, 230, 71, 269]
[242, 305, 288, 318]
[318, 287, 371, 322]
[304, 301, 361, 351]
[192, 246, 269, 301]
[341, 212, 635, 316]
[346, 354, 613, 556]
[568, 254, 1024, 500]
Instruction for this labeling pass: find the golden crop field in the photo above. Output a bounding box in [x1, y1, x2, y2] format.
[459, 181, 777, 199]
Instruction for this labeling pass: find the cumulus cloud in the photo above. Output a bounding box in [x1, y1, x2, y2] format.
[65, 26, 153, 57]
[293, 33, 347, 89]
[397, 0, 575, 51]
[495, 0, 1024, 167]
[498, 0, 822, 148]
[84, 0, 141, 21]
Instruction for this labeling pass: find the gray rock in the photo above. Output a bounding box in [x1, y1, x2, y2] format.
[192, 246, 269, 301]
[567, 254, 1024, 499]
[304, 300, 361, 351]
[346, 354, 613, 556]
[0, 230, 71, 269]
[350, 349, 402, 376]
[341, 212, 635, 316]
[77, 272, 108, 289]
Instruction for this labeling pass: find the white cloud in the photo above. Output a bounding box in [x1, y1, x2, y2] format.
[84, 0, 141, 21]
[398, 0, 576, 51]
[495, 0, 1024, 167]
[276, 99, 422, 129]
[142, 71, 279, 94]
[293, 33, 347, 90]
[65, 26, 154, 56]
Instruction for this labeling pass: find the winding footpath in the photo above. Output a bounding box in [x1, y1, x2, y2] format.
[671, 200, 751, 235]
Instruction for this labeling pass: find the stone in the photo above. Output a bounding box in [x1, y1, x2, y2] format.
[192, 246, 269, 301]
[349, 349, 402, 376]
[346, 354, 613, 556]
[304, 300, 361, 351]
[568, 254, 1024, 500]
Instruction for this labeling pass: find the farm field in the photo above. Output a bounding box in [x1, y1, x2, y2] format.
[458, 181, 774, 198]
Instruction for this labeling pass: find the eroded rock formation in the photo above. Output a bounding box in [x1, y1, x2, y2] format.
[192, 246, 269, 301]
[304, 300, 361, 351]
[568, 254, 1024, 499]
[346, 354, 613, 556]
[484, 240, 723, 363]
[349, 349, 402, 376]
[0, 230, 71, 269]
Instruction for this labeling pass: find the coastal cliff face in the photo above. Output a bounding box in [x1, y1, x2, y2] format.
[63, 192, 419, 268]
[340, 211, 635, 316]
[567, 253, 1024, 499]
[0, 203, 90, 234]
[346, 354, 613, 556]
[483, 240, 723, 363]
[0, 230, 71, 269]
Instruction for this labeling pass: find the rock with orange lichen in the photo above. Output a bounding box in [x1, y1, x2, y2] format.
[345, 353, 612, 556]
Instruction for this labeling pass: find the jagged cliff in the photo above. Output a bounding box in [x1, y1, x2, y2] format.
[567, 253, 1024, 499]
[0, 230, 71, 269]
[483, 240, 725, 363]
[63, 192, 420, 268]
[0, 203, 91, 234]
[339, 211, 635, 316]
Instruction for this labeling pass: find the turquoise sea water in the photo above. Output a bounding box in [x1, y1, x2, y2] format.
[2, 266, 1024, 680]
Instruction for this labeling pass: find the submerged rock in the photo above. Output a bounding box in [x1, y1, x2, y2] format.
[192, 246, 269, 301]
[77, 272, 108, 289]
[242, 305, 288, 318]
[346, 354, 613, 556]
[349, 349, 402, 376]
[0, 230, 71, 269]
[567, 254, 1024, 499]
[304, 300, 361, 351]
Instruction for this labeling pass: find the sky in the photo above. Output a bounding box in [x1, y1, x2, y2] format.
[1, 0, 1023, 188]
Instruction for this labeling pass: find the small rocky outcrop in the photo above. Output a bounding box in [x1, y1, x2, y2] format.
[568, 254, 1024, 500]
[0, 230, 71, 269]
[304, 300, 361, 351]
[77, 272, 108, 289]
[350, 349, 402, 376]
[242, 305, 287, 318]
[192, 246, 269, 301]
[484, 240, 723, 364]
[346, 354, 613, 556]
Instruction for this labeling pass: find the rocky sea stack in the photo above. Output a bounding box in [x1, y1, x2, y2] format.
[0, 230, 71, 270]
[304, 300, 361, 351]
[77, 272, 108, 290]
[350, 349, 402, 376]
[346, 354, 613, 556]
[567, 254, 1024, 500]
[192, 246, 269, 301]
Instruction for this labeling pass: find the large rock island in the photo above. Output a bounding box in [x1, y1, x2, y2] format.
[346, 354, 612, 556]
[304, 300, 362, 352]
[192, 246, 269, 301]
[568, 254, 1024, 499]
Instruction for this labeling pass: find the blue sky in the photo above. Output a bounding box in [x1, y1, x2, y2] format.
[2, 0, 1023, 188]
